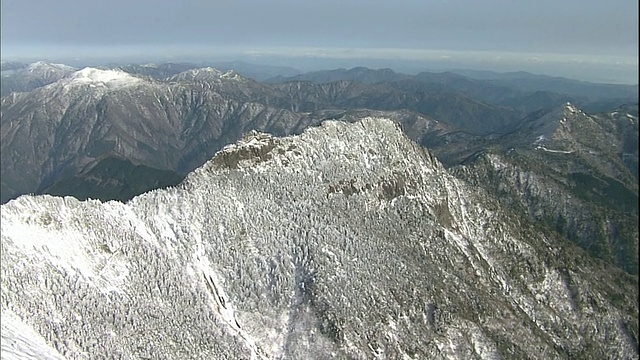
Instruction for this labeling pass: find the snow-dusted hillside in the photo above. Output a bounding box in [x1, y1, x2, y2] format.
[453, 101, 639, 275]
[168, 67, 244, 82]
[0, 61, 78, 96]
[1, 118, 637, 359]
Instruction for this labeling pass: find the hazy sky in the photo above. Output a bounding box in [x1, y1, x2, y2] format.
[1, 0, 638, 83]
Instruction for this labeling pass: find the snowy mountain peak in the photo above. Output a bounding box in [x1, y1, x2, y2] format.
[169, 67, 243, 82]
[201, 66, 223, 73]
[67, 67, 143, 89]
[222, 130, 278, 153]
[562, 102, 588, 118]
[521, 102, 608, 155]
[190, 117, 440, 187]
[27, 61, 76, 73]
[220, 69, 241, 80]
[1, 116, 637, 359]
[538, 102, 588, 127]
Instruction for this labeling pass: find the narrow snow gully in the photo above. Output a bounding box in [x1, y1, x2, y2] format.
[198, 261, 268, 360]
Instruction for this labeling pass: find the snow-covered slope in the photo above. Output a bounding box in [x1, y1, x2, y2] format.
[26, 61, 76, 77]
[1, 310, 67, 360]
[168, 67, 244, 82]
[64, 67, 144, 90]
[1, 118, 638, 359]
[516, 102, 619, 155]
[453, 102, 639, 274]
[0, 61, 78, 96]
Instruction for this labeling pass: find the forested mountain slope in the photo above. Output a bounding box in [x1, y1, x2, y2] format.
[2, 118, 637, 359]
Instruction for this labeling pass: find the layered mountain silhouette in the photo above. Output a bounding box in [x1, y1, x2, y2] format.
[2, 64, 513, 203]
[1, 62, 637, 278]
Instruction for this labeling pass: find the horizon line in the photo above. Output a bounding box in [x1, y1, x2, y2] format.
[1, 45, 637, 85]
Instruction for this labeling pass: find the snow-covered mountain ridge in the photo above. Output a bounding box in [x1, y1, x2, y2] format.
[2, 118, 637, 359]
[0, 61, 78, 96]
[26, 61, 76, 75]
[168, 67, 243, 82]
[452, 102, 638, 274]
[65, 67, 144, 90]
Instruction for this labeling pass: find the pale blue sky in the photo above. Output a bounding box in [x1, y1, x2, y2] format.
[1, 0, 638, 83]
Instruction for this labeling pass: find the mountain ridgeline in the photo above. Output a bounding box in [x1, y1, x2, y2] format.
[453, 103, 639, 274]
[1, 119, 638, 359]
[1, 62, 637, 277]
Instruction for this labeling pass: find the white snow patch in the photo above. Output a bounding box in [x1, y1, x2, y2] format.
[236, 200, 245, 217]
[470, 326, 500, 359]
[220, 70, 242, 80]
[154, 215, 176, 240]
[68, 67, 142, 89]
[198, 67, 222, 74]
[1, 310, 68, 360]
[534, 146, 574, 154]
[151, 214, 178, 252]
[245, 138, 268, 148]
[565, 103, 575, 113]
[1, 212, 130, 295]
[527, 269, 577, 322]
[219, 134, 274, 159]
[321, 247, 339, 264]
[135, 222, 158, 244]
[533, 135, 546, 146]
[197, 257, 267, 360]
[171, 67, 243, 81]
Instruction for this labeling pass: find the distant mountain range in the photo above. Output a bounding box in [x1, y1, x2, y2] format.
[1, 61, 637, 276]
[1, 62, 514, 204]
[0, 61, 77, 96]
[267, 67, 638, 113]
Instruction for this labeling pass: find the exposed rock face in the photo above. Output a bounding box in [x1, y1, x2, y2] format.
[2, 118, 637, 359]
